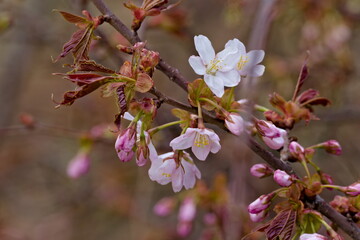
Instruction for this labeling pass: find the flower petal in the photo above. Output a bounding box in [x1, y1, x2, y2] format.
[170, 130, 196, 150]
[157, 160, 176, 185]
[204, 74, 224, 97]
[226, 38, 246, 55]
[247, 50, 265, 65]
[172, 167, 184, 192]
[247, 65, 265, 77]
[182, 161, 196, 190]
[188, 56, 206, 75]
[216, 70, 240, 87]
[192, 142, 211, 161]
[194, 35, 215, 65]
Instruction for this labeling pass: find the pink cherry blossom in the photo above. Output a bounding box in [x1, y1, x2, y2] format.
[248, 194, 273, 214]
[148, 151, 201, 192]
[225, 113, 244, 136]
[256, 120, 287, 150]
[273, 169, 293, 187]
[289, 141, 305, 159]
[345, 182, 360, 196]
[170, 128, 221, 161]
[188, 35, 241, 97]
[67, 152, 90, 178]
[300, 233, 328, 240]
[177, 197, 196, 237]
[320, 140, 342, 155]
[250, 163, 273, 178]
[249, 210, 267, 223]
[153, 197, 175, 217]
[115, 127, 136, 162]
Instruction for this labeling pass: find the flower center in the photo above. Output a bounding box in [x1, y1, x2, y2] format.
[162, 173, 171, 178]
[237, 55, 249, 70]
[194, 133, 210, 148]
[206, 59, 223, 75]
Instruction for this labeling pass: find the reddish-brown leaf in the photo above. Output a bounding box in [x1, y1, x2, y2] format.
[292, 57, 309, 101]
[135, 72, 153, 93]
[76, 60, 116, 74]
[72, 26, 93, 62]
[55, 28, 87, 62]
[301, 97, 331, 107]
[54, 73, 105, 86]
[265, 209, 296, 240]
[55, 10, 88, 24]
[296, 89, 319, 104]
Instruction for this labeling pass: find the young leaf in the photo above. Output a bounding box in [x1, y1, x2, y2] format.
[135, 72, 153, 93]
[292, 56, 309, 101]
[54, 10, 88, 25]
[76, 60, 116, 74]
[265, 209, 297, 240]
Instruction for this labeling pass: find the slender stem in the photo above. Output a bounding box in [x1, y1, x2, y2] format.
[254, 104, 270, 112]
[301, 160, 311, 179]
[197, 100, 205, 129]
[198, 97, 222, 110]
[149, 120, 185, 135]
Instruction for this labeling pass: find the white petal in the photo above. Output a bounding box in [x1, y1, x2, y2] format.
[247, 50, 265, 65]
[247, 65, 265, 77]
[204, 74, 224, 97]
[194, 35, 215, 65]
[188, 56, 206, 75]
[192, 143, 211, 160]
[218, 50, 241, 71]
[216, 70, 240, 87]
[123, 112, 134, 121]
[148, 157, 164, 181]
[171, 168, 184, 192]
[262, 136, 284, 150]
[157, 160, 176, 185]
[170, 130, 196, 150]
[210, 141, 221, 154]
[225, 38, 246, 55]
[182, 161, 196, 190]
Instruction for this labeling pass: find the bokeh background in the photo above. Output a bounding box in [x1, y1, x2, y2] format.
[0, 0, 360, 239]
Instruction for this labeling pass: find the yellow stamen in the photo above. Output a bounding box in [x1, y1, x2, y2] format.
[162, 173, 171, 178]
[206, 59, 223, 75]
[237, 56, 249, 70]
[194, 133, 210, 148]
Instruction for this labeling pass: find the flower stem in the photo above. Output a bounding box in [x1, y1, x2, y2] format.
[301, 160, 311, 179]
[198, 97, 223, 110]
[197, 100, 205, 129]
[254, 104, 270, 112]
[148, 120, 185, 136]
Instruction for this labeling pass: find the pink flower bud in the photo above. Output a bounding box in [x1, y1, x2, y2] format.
[289, 141, 304, 159]
[249, 210, 267, 222]
[248, 194, 273, 214]
[67, 152, 90, 178]
[178, 197, 196, 222]
[115, 127, 136, 152]
[256, 121, 287, 150]
[250, 163, 273, 178]
[136, 143, 149, 167]
[345, 182, 360, 196]
[320, 140, 342, 155]
[273, 169, 293, 187]
[153, 197, 175, 217]
[225, 113, 244, 136]
[117, 150, 134, 162]
[300, 233, 328, 240]
[177, 221, 192, 237]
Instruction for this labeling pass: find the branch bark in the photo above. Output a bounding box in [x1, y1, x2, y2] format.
[90, 1, 360, 239]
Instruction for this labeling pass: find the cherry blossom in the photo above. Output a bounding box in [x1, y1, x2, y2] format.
[248, 194, 274, 214]
[148, 151, 201, 192]
[256, 120, 287, 150]
[249, 211, 267, 223]
[250, 163, 273, 178]
[188, 35, 241, 97]
[300, 233, 328, 240]
[67, 152, 90, 178]
[273, 169, 293, 187]
[225, 113, 244, 136]
[170, 128, 221, 160]
[231, 38, 265, 77]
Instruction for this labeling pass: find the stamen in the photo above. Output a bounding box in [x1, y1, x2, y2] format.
[194, 133, 210, 148]
[237, 56, 249, 70]
[206, 59, 223, 75]
[162, 173, 171, 178]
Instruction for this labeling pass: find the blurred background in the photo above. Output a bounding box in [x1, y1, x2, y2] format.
[0, 0, 360, 239]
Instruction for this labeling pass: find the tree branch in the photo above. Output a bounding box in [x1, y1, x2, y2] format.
[90, 0, 360, 238]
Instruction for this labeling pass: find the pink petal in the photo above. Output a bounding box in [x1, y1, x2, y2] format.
[171, 167, 184, 192]
[170, 130, 196, 150]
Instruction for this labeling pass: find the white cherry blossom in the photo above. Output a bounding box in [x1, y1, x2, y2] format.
[170, 127, 221, 161]
[148, 151, 201, 192]
[188, 35, 241, 97]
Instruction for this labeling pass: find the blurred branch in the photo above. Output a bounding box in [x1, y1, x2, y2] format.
[90, 0, 360, 239]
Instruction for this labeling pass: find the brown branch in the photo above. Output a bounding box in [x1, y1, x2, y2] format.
[90, 1, 360, 239]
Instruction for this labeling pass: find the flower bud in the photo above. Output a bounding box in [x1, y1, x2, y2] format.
[178, 197, 196, 222]
[319, 140, 342, 155]
[249, 210, 267, 223]
[67, 152, 90, 178]
[225, 113, 244, 136]
[345, 182, 360, 196]
[115, 127, 136, 152]
[248, 194, 273, 214]
[153, 197, 175, 217]
[300, 233, 328, 240]
[117, 150, 134, 162]
[250, 163, 273, 178]
[289, 141, 305, 159]
[256, 121, 287, 150]
[273, 169, 293, 187]
[136, 144, 149, 166]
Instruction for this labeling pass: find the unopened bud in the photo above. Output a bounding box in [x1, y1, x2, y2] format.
[153, 197, 175, 216]
[289, 141, 305, 160]
[67, 152, 90, 178]
[250, 163, 273, 178]
[248, 194, 273, 214]
[319, 140, 342, 155]
[273, 169, 293, 187]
